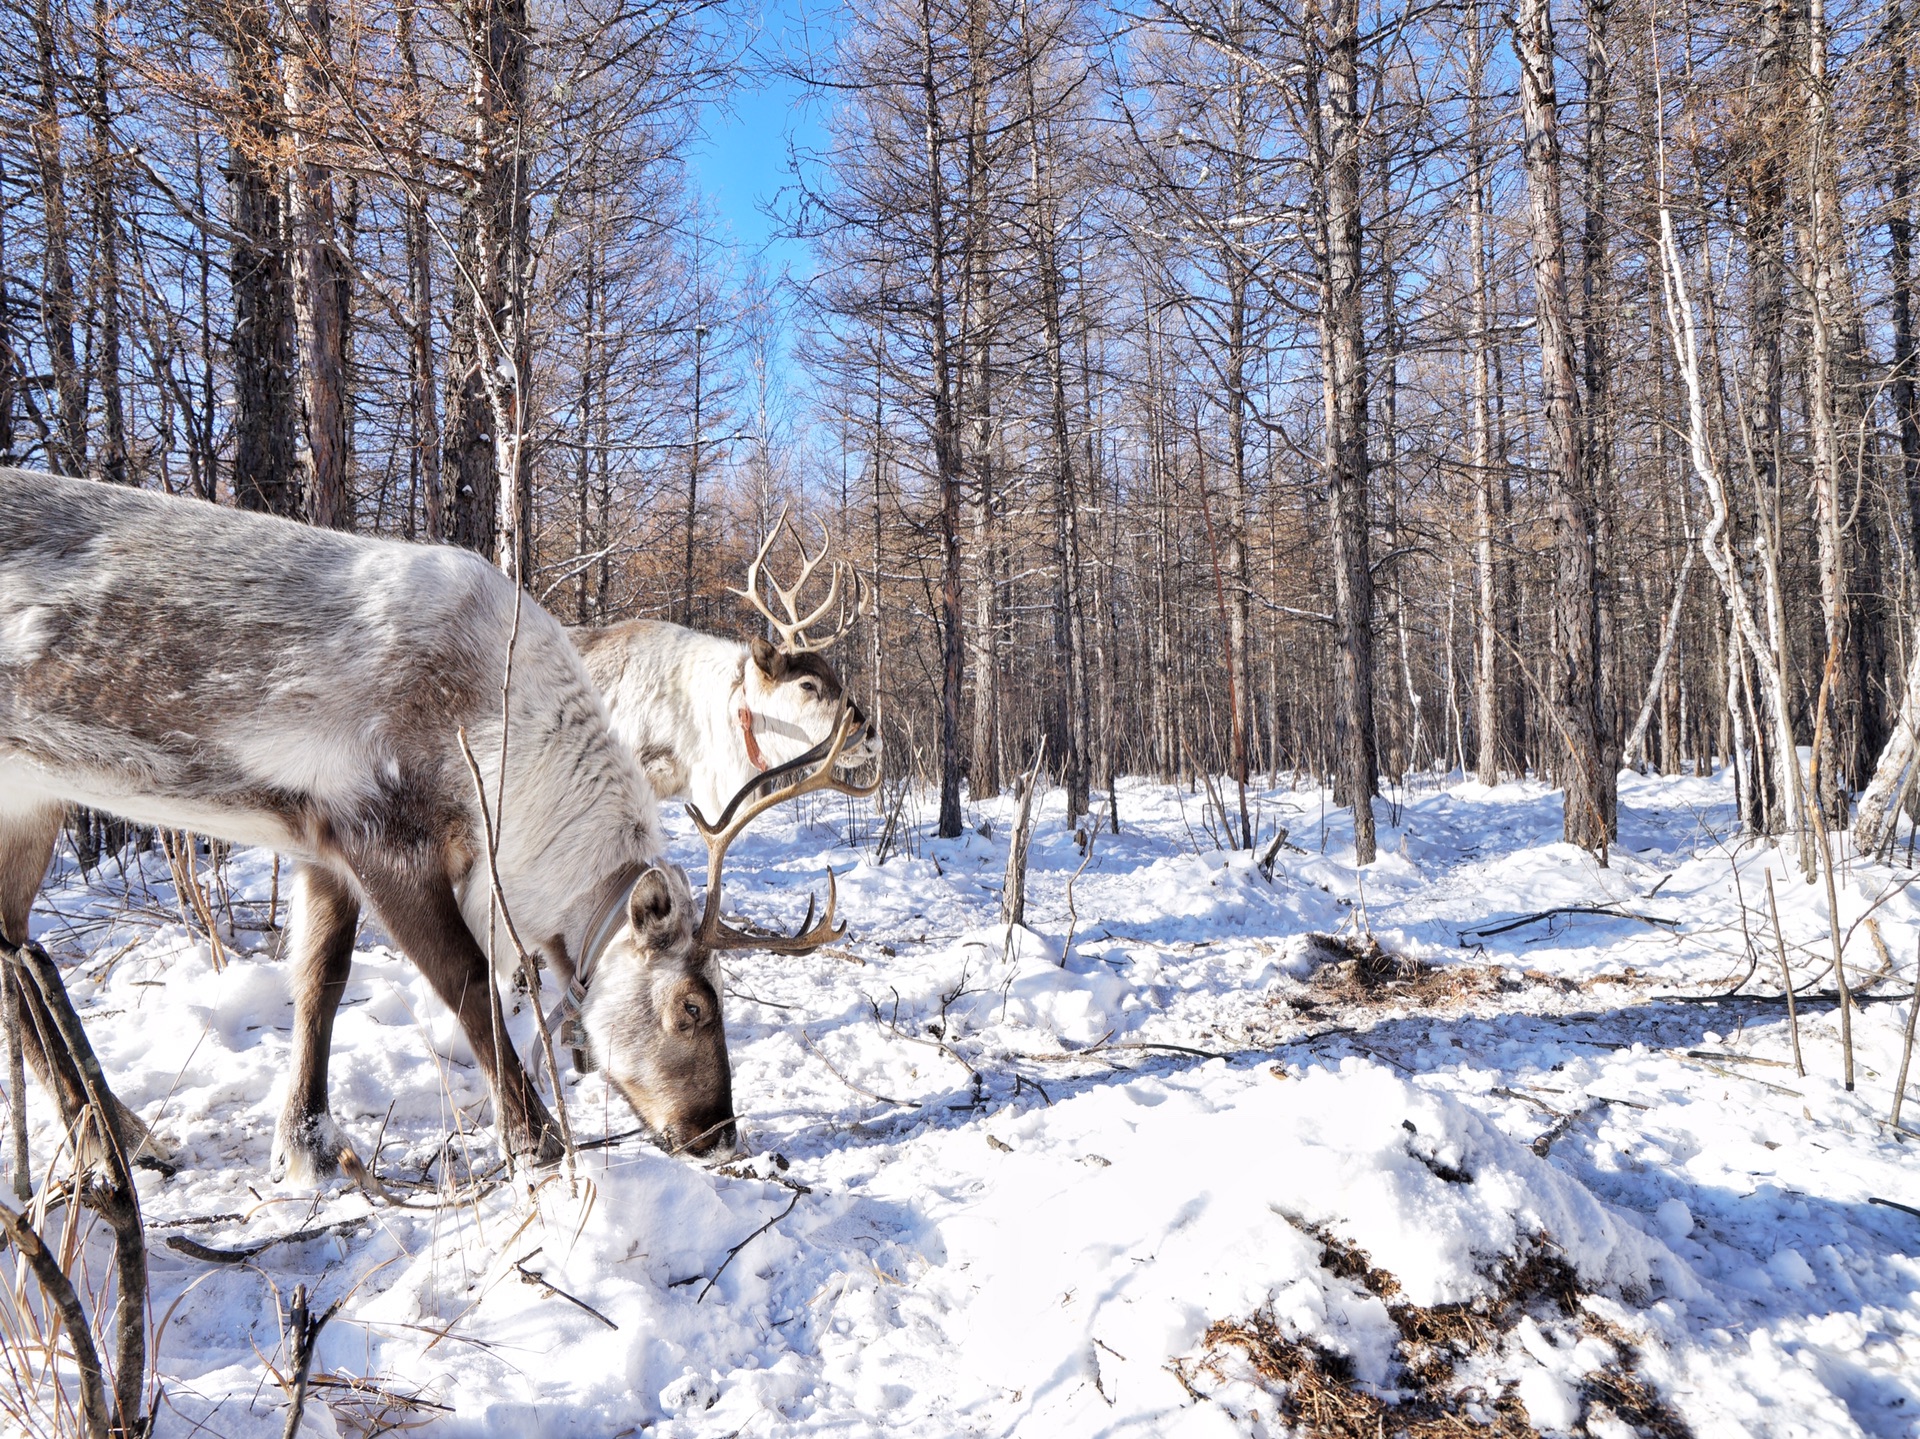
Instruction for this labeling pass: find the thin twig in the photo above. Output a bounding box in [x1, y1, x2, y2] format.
[512, 1247, 618, 1329]
[1892, 936, 1920, 1132]
[9, 938, 148, 1433]
[456, 724, 576, 1173]
[698, 1190, 802, 1302]
[1765, 871, 1806, 1077]
[799, 1030, 921, 1109]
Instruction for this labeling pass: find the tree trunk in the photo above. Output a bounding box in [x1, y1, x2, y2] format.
[226, 0, 300, 516]
[87, 1, 126, 485]
[962, 0, 999, 803]
[1516, 0, 1610, 855]
[1581, 0, 1617, 833]
[1316, 0, 1378, 863]
[460, 0, 534, 581]
[922, 0, 965, 839]
[398, 0, 444, 540]
[286, 0, 350, 529]
[1024, 30, 1090, 824]
[1468, 4, 1501, 785]
[32, 0, 85, 477]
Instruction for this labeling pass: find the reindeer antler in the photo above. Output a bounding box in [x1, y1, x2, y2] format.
[688, 702, 880, 953]
[732, 505, 864, 654]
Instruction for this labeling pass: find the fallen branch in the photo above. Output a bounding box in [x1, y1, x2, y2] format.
[513, 1247, 618, 1330]
[1531, 1102, 1601, 1157]
[1869, 1196, 1920, 1221]
[1458, 906, 1679, 941]
[800, 1030, 921, 1109]
[1013, 1038, 1235, 1064]
[698, 1190, 802, 1303]
[164, 1214, 373, 1264]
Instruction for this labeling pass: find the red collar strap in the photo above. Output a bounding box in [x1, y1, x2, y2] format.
[738, 704, 770, 772]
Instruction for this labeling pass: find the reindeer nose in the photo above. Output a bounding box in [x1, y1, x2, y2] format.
[684, 1118, 736, 1156]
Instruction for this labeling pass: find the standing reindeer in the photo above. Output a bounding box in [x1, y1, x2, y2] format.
[572, 511, 876, 818]
[0, 471, 868, 1183]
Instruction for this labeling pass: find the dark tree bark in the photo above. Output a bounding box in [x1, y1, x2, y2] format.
[1894, 0, 1920, 558]
[31, 0, 85, 477]
[286, 0, 350, 529]
[1516, 0, 1611, 854]
[226, 0, 300, 516]
[921, 0, 966, 838]
[88, 0, 126, 486]
[451, 0, 534, 578]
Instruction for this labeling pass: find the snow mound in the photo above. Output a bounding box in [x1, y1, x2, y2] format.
[933, 1058, 1681, 1432]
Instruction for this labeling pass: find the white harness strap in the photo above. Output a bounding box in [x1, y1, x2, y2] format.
[540, 879, 635, 1072]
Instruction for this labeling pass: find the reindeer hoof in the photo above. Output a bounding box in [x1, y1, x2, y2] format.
[271, 1112, 349, 1188]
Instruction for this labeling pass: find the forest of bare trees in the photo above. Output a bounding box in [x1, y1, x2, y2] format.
[9, 0, 1920, 872]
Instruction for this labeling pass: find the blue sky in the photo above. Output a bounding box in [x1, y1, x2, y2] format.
[692, 0, 828, 286]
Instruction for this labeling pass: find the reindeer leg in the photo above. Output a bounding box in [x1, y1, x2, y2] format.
[347, 855, 562, 1169]
[0, 805, 171, 1180]
[270, 862, 362, 1186]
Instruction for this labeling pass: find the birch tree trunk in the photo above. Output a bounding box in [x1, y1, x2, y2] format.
[1468, 4, 1501, 785]
[467, 0, 534, 582]
[398, 0, 444, 540]
[1314, 0, 1378, 863]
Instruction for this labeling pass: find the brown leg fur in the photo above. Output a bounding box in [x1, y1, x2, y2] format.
[343, 849, 561, 1167]
[270, 862, 362, 1184]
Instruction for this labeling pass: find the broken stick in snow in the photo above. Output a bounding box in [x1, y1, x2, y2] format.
[1001, 737, 1049, 929]
[1893, 937, 1920, 1132]
[1766, 871, 1806, 1078]
[281, 1282, 343, 1439]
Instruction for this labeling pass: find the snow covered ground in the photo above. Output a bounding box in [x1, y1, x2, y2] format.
[9, 766, 1920, 1437]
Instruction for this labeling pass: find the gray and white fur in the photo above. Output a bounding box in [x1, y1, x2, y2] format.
[573, 618, 868, 820]
[0, 469, 737, 1180]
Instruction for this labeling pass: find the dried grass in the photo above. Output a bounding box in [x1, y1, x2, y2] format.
[1195, 1230, 1692, 1439]
[1301, 932, 1509, 1009]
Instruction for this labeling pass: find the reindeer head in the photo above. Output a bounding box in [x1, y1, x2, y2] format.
[735, 511, 879, 773]
[577, 865, 737, 1156]
[577, 705, 879, 1158]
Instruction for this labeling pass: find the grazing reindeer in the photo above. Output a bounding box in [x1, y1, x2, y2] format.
[0, 470, 865, 1181]
[272, 511, 881, 1181]
[572, 512, 876, 819]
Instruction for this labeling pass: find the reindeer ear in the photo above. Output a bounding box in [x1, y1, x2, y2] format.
[628, 867, 677, 932]
[749, 635, 784, 679]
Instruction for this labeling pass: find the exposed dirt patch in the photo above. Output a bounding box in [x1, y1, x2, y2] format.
[1187, 1228, 1692, 1438]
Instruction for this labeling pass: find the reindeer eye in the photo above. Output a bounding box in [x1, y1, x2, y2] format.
[682, 998, 704, 1024]
[800, 682, 818, 696]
